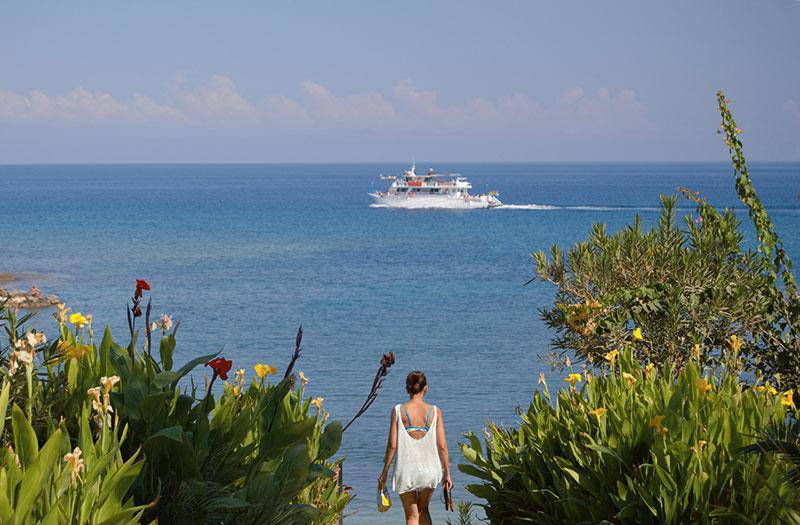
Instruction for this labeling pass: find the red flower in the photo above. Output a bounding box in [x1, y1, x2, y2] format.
[134, 279, 151, 299]
[205, 357, 233, 380]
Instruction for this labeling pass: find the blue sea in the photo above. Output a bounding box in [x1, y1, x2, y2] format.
[2, 162, 800, 523]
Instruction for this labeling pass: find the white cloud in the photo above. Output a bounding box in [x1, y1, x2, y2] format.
[0, 75, 651, 134]
[0, 87, 179, 123]
[176, 75, 257, 122]
[300, 80, 395, 123]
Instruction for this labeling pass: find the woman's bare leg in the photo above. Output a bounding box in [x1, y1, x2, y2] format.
[417, 488, 435, 525]
[400, 491, 420, 525]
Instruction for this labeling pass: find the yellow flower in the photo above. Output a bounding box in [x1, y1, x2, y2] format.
[299, 371, 309, 386]
[100, 375, 120, 392]
[25, 331, 46, 348]
[697, 378, 712, 394]
[87, 386, 102, 406]
[564, 373, 582, 386]
[693, 343, 701, 360]
[69, 312, 88, 330]
[730, 335, 742, 352]
[63, 447, 85, 484]
[632, 327, 643, 341]
[233, 386, 240, 397]
[589, 407, 607, 419]
[54, 303, 72, 325]
[649, 415, 665, 429]
[621, 372, 637, 385]
[697, 440, 707, 449]
[781, 390, 795, 409]
[254, 363, 277, 379]
[59, 340, 90, 360]
[311, 397, 324, 410]
[604, 349, 619, 364]
[644, 363, 655, 375]
[7, 350, 33, 376]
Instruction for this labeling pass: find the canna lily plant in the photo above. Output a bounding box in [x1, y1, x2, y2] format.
[461, 347, 800, 523]
[0, 280, 352, 525]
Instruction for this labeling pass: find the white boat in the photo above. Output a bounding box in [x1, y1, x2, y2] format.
[370, 164, 502, 209]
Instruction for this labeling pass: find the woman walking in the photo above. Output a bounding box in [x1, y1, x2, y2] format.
[378, 371, 453, 524]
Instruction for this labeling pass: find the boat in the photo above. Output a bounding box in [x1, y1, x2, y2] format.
[370, 164, 502, 209]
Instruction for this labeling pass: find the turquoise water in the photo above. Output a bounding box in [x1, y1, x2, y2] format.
[2, 162, 800, 523]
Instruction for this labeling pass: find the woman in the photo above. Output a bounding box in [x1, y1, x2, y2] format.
[378, 371, 453, 525]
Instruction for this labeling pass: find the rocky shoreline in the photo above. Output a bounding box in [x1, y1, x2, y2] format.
[0, 273, 61, 309]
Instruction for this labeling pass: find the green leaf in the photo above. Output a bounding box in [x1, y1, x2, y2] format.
[316, 420, 343, 461]
[159, 333, 176, 372]
[0, 382, 10, 437]
[98, 325, 114, 376]
[155, 352, 218, 388]
[11, 404, 38, 467]
[15, 428, 65, 524]
[145, 425, 184, 445]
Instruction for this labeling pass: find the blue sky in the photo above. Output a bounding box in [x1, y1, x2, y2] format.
[1, 1, 798, 162]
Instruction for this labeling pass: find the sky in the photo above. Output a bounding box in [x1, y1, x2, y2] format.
[1, 0, 798, 163]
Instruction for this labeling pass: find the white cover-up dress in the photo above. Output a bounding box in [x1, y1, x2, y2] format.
[392, 404, 443, 494]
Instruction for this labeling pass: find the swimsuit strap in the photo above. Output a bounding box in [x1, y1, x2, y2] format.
[403, 405, 413, 428]
[424, 405, 433, 428]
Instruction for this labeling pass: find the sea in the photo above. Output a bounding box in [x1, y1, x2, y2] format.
[2, 162, 799, 523]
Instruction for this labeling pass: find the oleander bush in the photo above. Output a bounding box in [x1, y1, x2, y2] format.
[0, 283, 350, 524]
[534, 92, 800, 389]
[461, 348, 800, 524]
[460, 93, 800, 523]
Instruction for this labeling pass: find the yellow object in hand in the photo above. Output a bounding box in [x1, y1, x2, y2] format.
[377, 487, 392, 512]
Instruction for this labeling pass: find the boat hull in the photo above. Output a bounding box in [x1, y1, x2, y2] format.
[370, 193, 502, 209]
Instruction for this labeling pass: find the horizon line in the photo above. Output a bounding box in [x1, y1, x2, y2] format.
[1, 160, 799, 167]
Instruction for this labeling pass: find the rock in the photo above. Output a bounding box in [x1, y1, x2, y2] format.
[0, 288, 61, 310]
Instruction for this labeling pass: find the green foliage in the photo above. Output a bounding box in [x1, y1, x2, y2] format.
[0, 389, 146, 524]
[0, 291, 349, 524]
[460, 349, 800, 524]
[445, 501, 479, 525]
[533, 92, 800, 388]
[740, 414, 800, 490]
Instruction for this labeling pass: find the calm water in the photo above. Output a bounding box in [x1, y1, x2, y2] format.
[2, 163, 800, 523]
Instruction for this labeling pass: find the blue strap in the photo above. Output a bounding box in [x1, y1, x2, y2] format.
[403, 406, 412, 428]
[424, 405, 433, 428]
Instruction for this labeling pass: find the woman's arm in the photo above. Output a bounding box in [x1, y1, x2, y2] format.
[378, 407, 397, 489]
[436, 407, 453, 490]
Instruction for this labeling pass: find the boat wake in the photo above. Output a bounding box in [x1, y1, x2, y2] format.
[493, 204, 560, 210]
[495, 204, 665, 212]
[371, 203, 800, 213]
[370, 202, 658, 211]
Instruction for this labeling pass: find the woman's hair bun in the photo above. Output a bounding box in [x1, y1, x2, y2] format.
[406, 371, 427, 395]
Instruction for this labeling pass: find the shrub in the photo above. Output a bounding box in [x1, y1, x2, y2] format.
[533, 92, 800, 388]
[460, 349, 799, 524]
